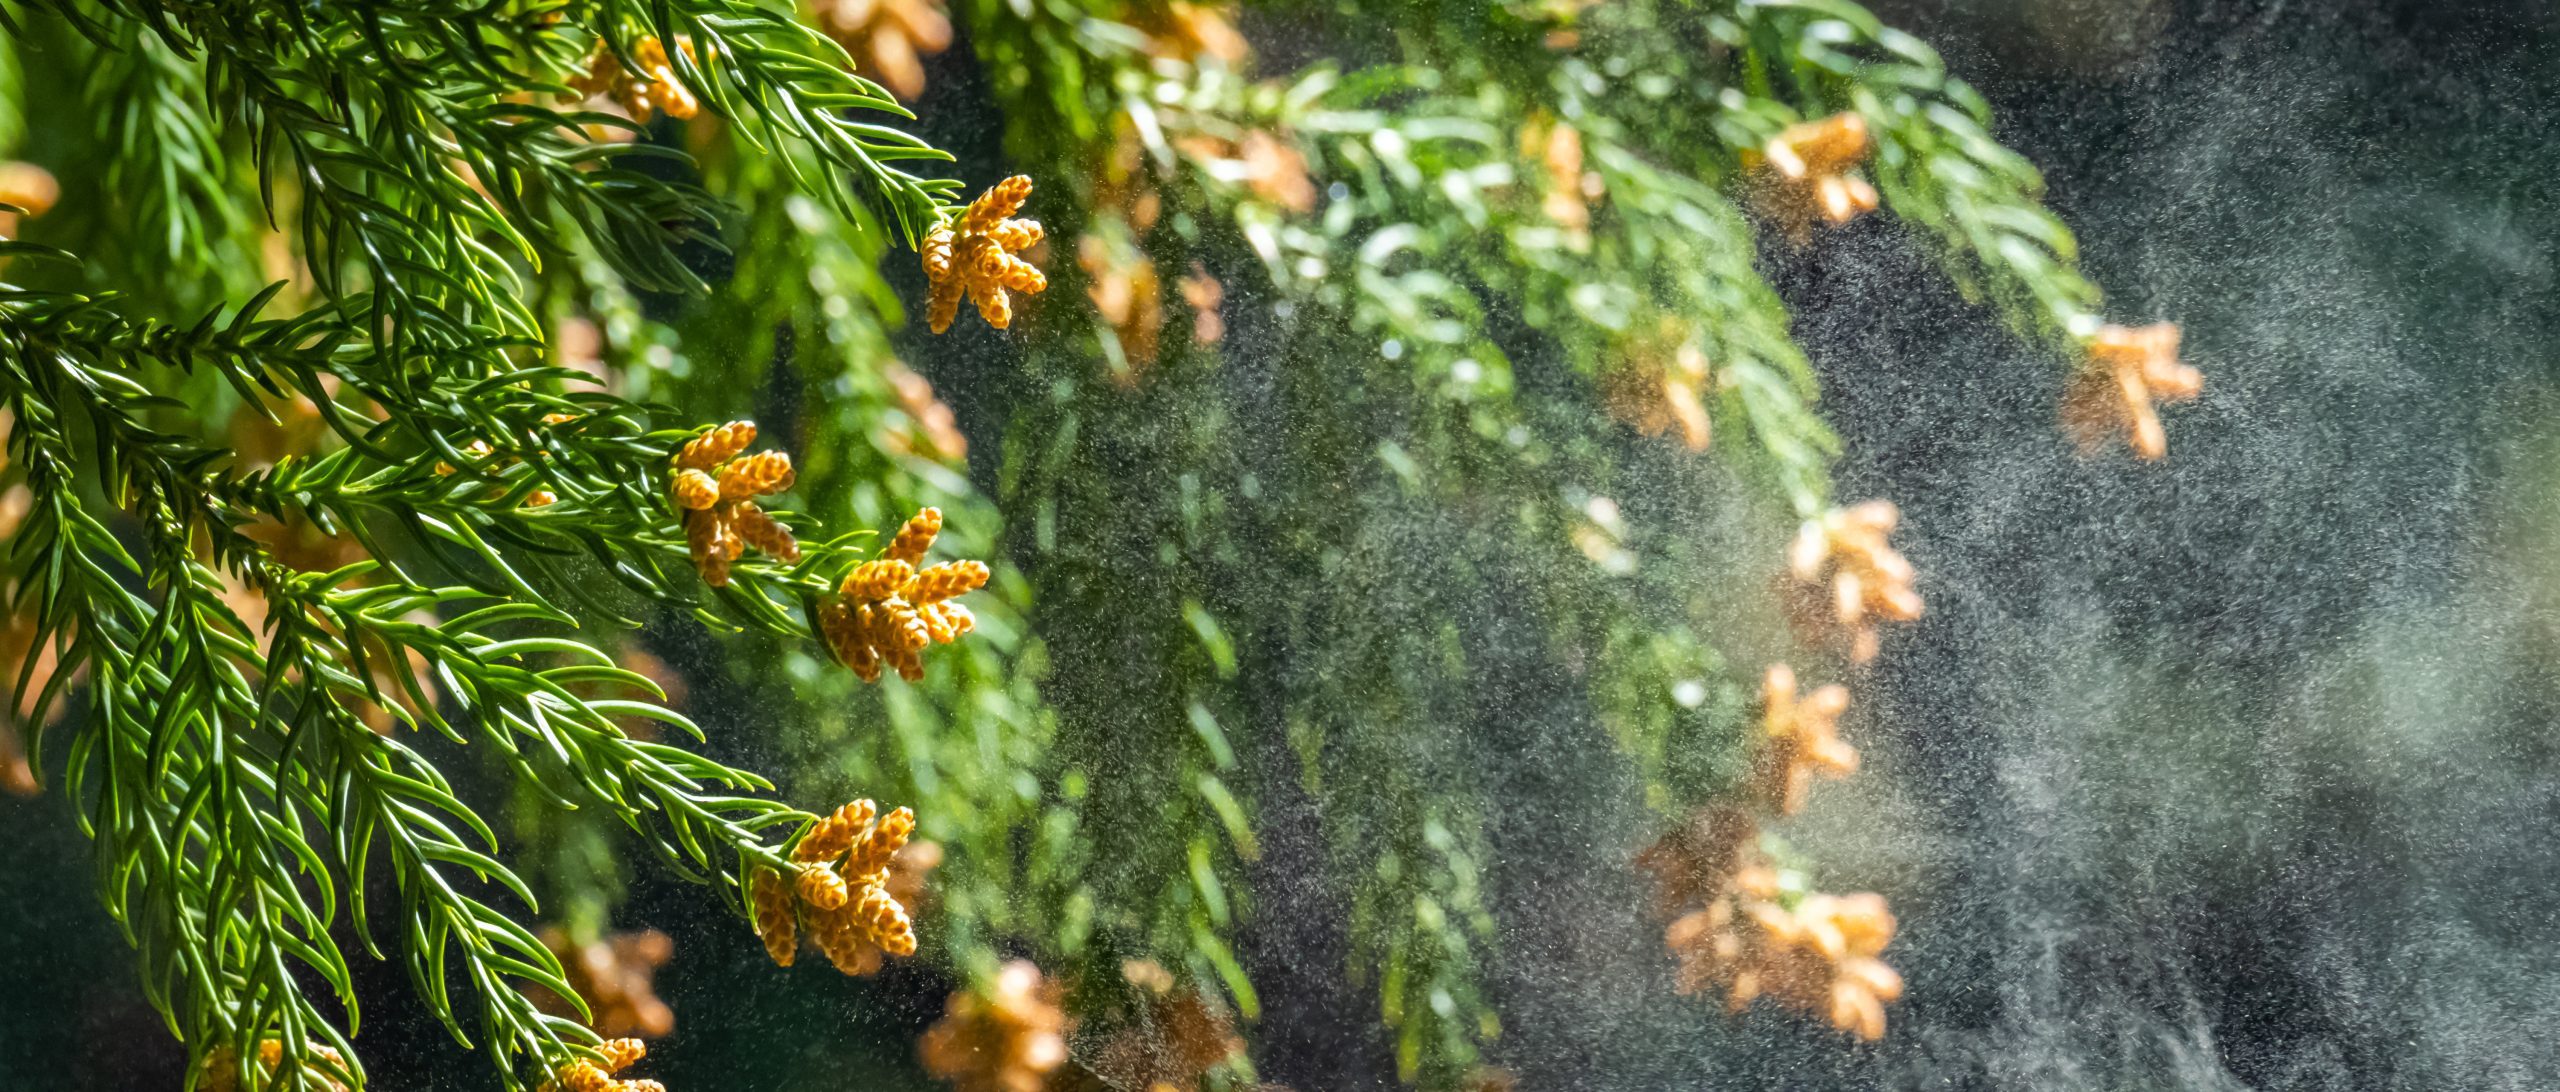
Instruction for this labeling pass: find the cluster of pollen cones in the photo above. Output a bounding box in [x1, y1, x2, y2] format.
[920, 960, 1070, 1092]
[540, 1038, 663, 1092]
[2064, 321, 2201, 461]
[568, 37, 701, 122]
[196, 1041, 350, 1092]
[1786, 500, 1923, 664]
[1640, 807, 1903, 1041]
[753, 798, 922, 976]
[924, 176, 1048, 334]
[817, 507, 989, 682]
[671, 421, 800, 587]
[1749, 112, 1880, 239]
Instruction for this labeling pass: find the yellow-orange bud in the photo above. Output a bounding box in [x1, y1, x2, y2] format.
[671, 469, 719, 510]
[922, 224, 957, 281]
[549, 1060, 614, 1092]
[751, 867, 798, 967]
[854, 884, 918, 956]
[882, 603, 930, 653]
[884, 507, 943, 565]
[685, 511, 737, 587]
[926, 279, 966, 336]
[988, 218, 1043, 252]
[808, 907, 886, 976]
[906, 560, 990, 605]
[716, 451, 795, 501]
[797, 799, 879, 863]
[676, 421, 755, 470]
[965, 175, 1035, 231]
[846, 805, 915, 879]
[842, 559, 916, 601]
[598, 1039, 647, 1071]
[797, 862, 851, 910]
[732, 501, 801, 562]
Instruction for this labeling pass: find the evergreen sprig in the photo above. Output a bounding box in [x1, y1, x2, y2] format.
[1728, 0, 2108, 349]
[0, 0, 2164, 1083]
[947, 0, 2139, 1083]
[1, 257, 852, 1086]
[0, 0, 979, 1066]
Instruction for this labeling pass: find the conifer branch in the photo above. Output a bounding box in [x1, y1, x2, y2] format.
[1731, 0, 2108, 350]
[1, 225, 901, 1087]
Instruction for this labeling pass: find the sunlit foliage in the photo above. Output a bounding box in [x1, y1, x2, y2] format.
[0, 0, 2188, 1086]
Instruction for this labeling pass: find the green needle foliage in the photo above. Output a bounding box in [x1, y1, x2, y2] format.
[956, 0, 2158, 1085]
[0, 0, 2177, 1085]
[0, 0, 993, 1082]
[0, 254, 834, 1090]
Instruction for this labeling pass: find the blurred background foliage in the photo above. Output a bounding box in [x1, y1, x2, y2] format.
[9, 0, 2560, 1089]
